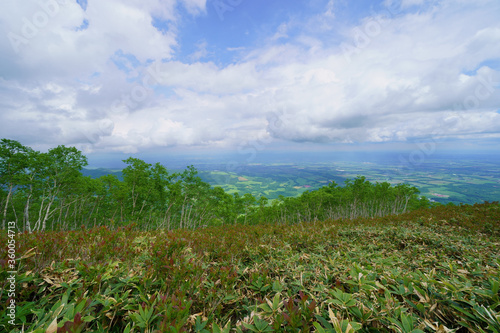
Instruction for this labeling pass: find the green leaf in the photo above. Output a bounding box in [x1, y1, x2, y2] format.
[61, 292, 69, 307]
[138, 305, 146, 321]
[82, 316, 95, 322]
[449, 303, 476, 321]
[75, 299, 87, 314]
[258, 303, 272, 313]
[194, 316, 208, 331]
[272, 293, 281, 311]
[242, 322, 258, 332]
[212, 323, 222, 333]
[146, 305, 155, 322]
[313, 322, 327, 333]
[253, 317, 272, 332]
[401, 313, 412, 332]
[272, 281, 283, 292]
[490, 279, 500, 294]
[123, 323, 132, 333]
[315, 315, 333, 330]
[348, 306, 362, 319]
[131, 313, 146, 328]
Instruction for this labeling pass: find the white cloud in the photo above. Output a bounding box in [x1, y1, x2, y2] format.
[180, 0, 207, 16]
[0, 0, 180, 81]
[324, 0, 335, 18]
[0, 0, 499, 154]
[272, 23, 289, 40]
[188, 40, 209, 61]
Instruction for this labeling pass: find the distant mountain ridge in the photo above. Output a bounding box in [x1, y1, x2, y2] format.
[81, 167, 123, 180]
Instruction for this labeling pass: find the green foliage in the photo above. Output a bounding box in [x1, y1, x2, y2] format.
[250, 176, 426, 225]
[1, 202, 499, 332]
[0, 140, 243, 231]
[1, 139, 432, 233]
[4, 138, 499, 332]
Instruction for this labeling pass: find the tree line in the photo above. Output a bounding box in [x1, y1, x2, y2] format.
[0, 139, 431, 232]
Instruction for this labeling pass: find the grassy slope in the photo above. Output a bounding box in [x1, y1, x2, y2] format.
[1, 203, 500, 332]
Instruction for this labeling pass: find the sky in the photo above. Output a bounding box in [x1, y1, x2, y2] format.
[1, 0, 500, 163]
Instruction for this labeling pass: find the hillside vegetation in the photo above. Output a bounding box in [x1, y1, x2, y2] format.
[1, 139, 430, 232]
[1, 202, 499, 332]
[2, 139, 499, 332]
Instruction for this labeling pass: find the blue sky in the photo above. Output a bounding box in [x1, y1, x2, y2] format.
[160, 0, 383, 66]
[1, 0, 499, 159]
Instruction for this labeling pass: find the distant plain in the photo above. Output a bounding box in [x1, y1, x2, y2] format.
[84, 151, 500, 205]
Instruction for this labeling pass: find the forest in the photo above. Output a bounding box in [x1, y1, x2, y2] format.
[0, 139, 432, 232]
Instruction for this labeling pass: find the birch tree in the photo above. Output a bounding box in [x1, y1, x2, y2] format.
[0, 139, 32, 229]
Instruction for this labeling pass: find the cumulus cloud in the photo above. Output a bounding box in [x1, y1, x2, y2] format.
[0, 0, 499, 155]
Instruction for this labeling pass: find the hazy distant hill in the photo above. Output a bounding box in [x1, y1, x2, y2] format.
[82, 167, 123, 180]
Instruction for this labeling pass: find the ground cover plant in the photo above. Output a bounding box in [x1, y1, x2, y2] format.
[1, 202, 499, 332]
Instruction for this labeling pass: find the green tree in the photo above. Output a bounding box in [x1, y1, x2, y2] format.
[31, 145, 88, 231]
[122, 157, 153, 219]
[99, 174, 128, 225]
[0, 139, 32, 229]
[203, 186, 234, 226]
